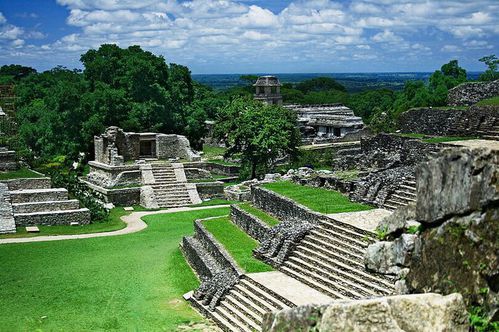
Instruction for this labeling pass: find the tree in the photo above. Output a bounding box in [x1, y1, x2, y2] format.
[296, 77, 346, 93]
[479, 55, 499, 81]
[214, 97, 300, 179]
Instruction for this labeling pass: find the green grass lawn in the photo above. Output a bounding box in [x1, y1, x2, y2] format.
[475, 96, 499, 106]
[422, 136, 478, 143]
[0, 207, 230, 331]
[202, 146, 227, 159]
[202, 216, 273, 273]
[0, 168, 42, 180]
[239, 203, 280, 227]
[262, 181, 373, 214]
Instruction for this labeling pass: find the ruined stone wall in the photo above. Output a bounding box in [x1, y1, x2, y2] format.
[1, 177, 50, 191]
[230, 204, 270, 242]
[366, 148, 498, 318]
[251, 186, 371, 236]
[194, 182, 224, 200]
[448, 80, 499, 106]
[0, 183, 15, 234]
[262, 293, 469, 332]
[398, 106, 498, 137]
[0, 149, 17, 171]
[14, 209, 91, 226]
[183, 162, 240, 176]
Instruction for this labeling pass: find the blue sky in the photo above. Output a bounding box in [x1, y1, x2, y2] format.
[0, 0, 497, 74]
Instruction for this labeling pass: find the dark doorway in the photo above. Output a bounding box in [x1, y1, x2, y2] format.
[140, 140, 154, 157]
[333, 128, 341, 137]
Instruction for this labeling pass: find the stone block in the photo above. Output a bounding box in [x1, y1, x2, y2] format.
[26, 226, 40, 233]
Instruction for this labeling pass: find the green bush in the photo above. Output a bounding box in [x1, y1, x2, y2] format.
[49, 167, 108, 221]
[469, 306, 499, 332]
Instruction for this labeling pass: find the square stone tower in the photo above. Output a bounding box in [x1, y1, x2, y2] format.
[253, 75, 283, 106]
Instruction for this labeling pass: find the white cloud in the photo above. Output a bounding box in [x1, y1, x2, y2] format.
[1, 0, 499, 72]
[372, 30, 402, 42]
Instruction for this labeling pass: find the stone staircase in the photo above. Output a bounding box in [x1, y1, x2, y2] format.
[5, 178, 90, 226]
[279, 217, 396, 300]
[150, 163, 197, 208]
[480, 119, 499, 141]
[383, 176, 417, 211]
[189, 275, 294, 332]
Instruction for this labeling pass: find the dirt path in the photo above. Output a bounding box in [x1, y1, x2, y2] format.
[0, 205, 230, 245]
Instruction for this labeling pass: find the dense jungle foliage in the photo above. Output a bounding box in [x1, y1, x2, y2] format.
[0, 46, 496, 167]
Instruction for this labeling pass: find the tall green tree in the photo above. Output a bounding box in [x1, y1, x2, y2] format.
[214, 98, 300, 179]
[479, 55, 499, 81]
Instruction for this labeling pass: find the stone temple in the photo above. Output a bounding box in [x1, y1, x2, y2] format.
[253, 75, 366, 143]
[253, 76, 283, 106]
[85, 126, 202, 208]
[286, 103, 365, 143]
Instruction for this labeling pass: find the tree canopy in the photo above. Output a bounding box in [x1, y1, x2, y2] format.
[12, 44, 211, 163]
[214, 97, 300, 179]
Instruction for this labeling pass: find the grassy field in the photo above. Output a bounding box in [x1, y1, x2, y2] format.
[422, 136, 478, 143]
[239, 203, 280, 227]
[202, 216, 273, 273]
[476, 96, 499, 106]
[262, 181, 373, 214]
[0, 207, 230, 331]
[202, 145, 226, 159]
[0, 168, 42, 180]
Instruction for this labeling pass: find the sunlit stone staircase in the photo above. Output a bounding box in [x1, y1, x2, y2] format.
[190, 275, 294, 332]
[280, 217, 395, 299]
[6, 178, 90, 226]
[150, 164, 198, 208]
[383, 176, 417, 211]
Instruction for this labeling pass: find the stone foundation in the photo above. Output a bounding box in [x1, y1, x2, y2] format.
[82, 179, 141, 206]
[230, 204, 270, 242]
[448, 80, 499, 106]
[14, 208, 91, 226]
[195, 182, 225, 200]
[0, 149, 17, 171]
[398, 106, 498, 137]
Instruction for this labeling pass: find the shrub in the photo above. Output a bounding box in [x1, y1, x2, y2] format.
[49, 167, 108, 221]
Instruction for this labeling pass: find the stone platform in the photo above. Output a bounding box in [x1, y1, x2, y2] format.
[327, 208, 392, 232]
[443, 139, 499, 151]
[247, 271, 333, 306]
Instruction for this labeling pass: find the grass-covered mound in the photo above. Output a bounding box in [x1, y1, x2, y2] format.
[262, 181, 373, 214]
[0, 207, 230, 331]
[239, 203, 280, 227]
[202, 216, 273, 273]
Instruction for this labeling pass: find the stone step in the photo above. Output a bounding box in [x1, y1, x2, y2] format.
[239, 279, 290, 310]
[404, 180, 416, 186]
[399, 184, 416, 193]
[291, 249, 394, 294]
[233, 284, 280, 314]
[227, 289, 267, 318]
[304, 232, 366, 257]
[296, 243, 389, 285]
[318, 219, 368, 240]
[213, 305, 252, 332]
[12, 199, 80, 214]
[297, 239, 364, 266]
[301, 235, 365, 262]
[9, 188, 68, 204]
[395, 190, 417, 198]
[384, 200, 407, 210]
[219, 300, 261, 331]
[311, 227, 368, 249]
[280, 264, 346, 299]
[224, 294, 263, 324]
[286, 256, 367, 298]
[391, 193, 416, 203]
[14, 208, 91, 226]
